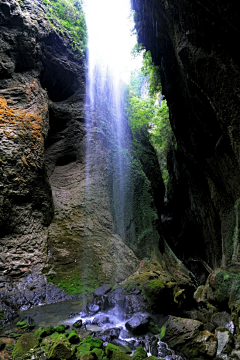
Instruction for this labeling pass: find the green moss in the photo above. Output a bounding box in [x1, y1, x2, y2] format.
[6, 344, 15, 351]
[9, 333, 22, 339]
[76, 343, 91, 359]
[16, 320, 35, 330]
[0, 311, 4, 320]
[67, 330, 80, 344]
[46, 264, 98, 295]
[12, 333, 38, 359]
[142, 279, 166, 307]
[54, 325, 65, 333]
[34, 327, 48, 340]
[148, 321, 160, 335]
[91, 348, 104, 360]
[160, 325, 166, 339]
[132, 347, 147, 360]
[85, 337, 103, 349]
[105, 343, 122, 357]
[106, 345, 132, 360]
[47, 336, 73, 360]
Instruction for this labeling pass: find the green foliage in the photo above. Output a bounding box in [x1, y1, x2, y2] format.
[43, 0, 87, 54]
[126, 52, 174, 187]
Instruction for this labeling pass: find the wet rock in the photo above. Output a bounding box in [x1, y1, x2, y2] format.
[157, 341, 172, 358]
[92, 315, 113, 326]
[125, 314, 151, 335]
[93, 285, 111, 297]
[100, 327, 121, 342]
[78, 308, 89, 318]
[110, 339, 134, 353]
[103, 289, 126, 311]
[212, 312, 234, 334]
[73, 319, 83, 328]
[148, 337, 158, 357]
[88, 304, 100, 315]
[215, 327, 234, 356]
[125, 295, 149, 315]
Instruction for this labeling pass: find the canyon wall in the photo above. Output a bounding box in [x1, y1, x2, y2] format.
[0, 0, 171, 323]
[132, 0, 240, 282]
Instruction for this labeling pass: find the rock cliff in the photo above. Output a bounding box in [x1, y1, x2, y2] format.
[132, 0, 240, 282]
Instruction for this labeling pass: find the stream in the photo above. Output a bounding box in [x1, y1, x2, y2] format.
[10, 291, 184, 360]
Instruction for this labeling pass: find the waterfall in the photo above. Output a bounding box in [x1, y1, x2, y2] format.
[84, 0, 136, 240]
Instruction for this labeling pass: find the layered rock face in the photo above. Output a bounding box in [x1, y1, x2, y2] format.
[132, 0, 240, 279]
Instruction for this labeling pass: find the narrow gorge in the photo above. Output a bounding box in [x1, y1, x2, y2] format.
[0, 0, 240, 359]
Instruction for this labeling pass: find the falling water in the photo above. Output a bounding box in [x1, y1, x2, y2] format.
[84, 0, 136, 241]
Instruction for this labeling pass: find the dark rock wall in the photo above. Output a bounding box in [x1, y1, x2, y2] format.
[132, 0, 240, 277]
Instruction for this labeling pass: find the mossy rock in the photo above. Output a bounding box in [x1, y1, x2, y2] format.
[148, 321, 160, 335]
[105, 343, 132, 360]
[45, 326, 55, 336]
[54, 325, 66, 333]
[67, 330, 80, 344]
[47, 337, 73, 360]
[0, 311, 4, 320]
[81, 353, 97, 360]
[144, 357, 159, 360]
[132, 347, 147, 360]
[12, 333, 39, 359]
[86, 337, 103, 349]
[6, 344, 15, 351]
[91, 348, 104, 360]
[76, 343, 92, 359]
[34, 327, 48, 340]
[16, 320, 35, 330]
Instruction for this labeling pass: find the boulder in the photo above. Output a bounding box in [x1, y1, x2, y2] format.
[93, 285, 111, 297]
[12, 333, 39, 360]
[212, 312, 234, 334]
[100, 328, 121, 342]
[125, 314, 151, 335]
[125, 295, 149, 315]
[110, 339, 134, 353]
[215, 327, 235, 356]
[92, 315, 112, 326]
[160, 316, 217, 358]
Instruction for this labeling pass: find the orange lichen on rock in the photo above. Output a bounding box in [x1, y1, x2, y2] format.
[0, 96, 44, 144]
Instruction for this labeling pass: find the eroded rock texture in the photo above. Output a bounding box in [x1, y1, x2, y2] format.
[132, 0, 240, 281]
[0, 0, 86, 314]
